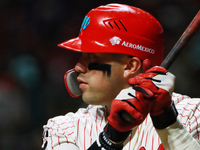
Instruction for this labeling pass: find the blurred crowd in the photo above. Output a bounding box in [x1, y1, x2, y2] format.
[0, 0, 200, 149]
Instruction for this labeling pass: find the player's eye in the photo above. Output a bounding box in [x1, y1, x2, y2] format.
[87, 53, 96, 58]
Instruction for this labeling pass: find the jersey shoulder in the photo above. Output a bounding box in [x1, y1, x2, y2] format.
[172, 92, 200, 108]
[172, 92, 200, 142]
[42, 105, 106, 149]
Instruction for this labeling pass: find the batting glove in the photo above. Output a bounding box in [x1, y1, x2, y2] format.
[129, 66, 178, 129]
[107, 87, 152, 133]
[94, 87, 152, 150]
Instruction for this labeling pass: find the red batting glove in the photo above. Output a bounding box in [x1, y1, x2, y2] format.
[129, 66, 178, 129]
[129, 66, 175, 116]
[107, 87, 152, 133]
[102, 87, 153, 148]
[98, 86, 154, 149]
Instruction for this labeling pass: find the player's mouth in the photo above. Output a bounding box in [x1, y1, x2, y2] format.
[77, 78, 88, 89]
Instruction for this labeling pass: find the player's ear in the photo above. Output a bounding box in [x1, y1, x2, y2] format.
[123, 57, 142, 78]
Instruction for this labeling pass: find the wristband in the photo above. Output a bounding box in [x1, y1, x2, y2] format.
[151, 101, 178, 129]
[104, 123, 131, 143]
[87, 132, 124, 150]
[88, 124, 131, 150]
[99, 132, 123, 150]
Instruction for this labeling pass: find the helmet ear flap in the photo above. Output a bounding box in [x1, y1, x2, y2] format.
[64, 69, 82, 98]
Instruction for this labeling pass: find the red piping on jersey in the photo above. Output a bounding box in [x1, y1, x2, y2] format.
[128, 131, 133, 150]
[77, 119, 80, 144]
[145, 131, 149, 147]
[95, 108, 98, 135]
[84, 119, 87, 150]
[90, 123, 93, 145]
[140, 130, 145, 147]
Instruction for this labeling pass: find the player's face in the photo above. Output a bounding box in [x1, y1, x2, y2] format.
[75, 53, 131, 108]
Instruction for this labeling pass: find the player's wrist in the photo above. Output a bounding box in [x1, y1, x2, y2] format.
[150, 101, 178, 129]
[99, 132, 124, 150]
[97, 123, 131, 150]
[104, 123, 131, 143]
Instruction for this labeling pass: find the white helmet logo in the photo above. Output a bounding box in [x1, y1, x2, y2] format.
[109, 36, 122, 45]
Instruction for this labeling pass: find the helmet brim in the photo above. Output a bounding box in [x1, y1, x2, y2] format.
[58, 37, 83, 52]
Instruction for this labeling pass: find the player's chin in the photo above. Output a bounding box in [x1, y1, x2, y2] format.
[82, 92, 95, 104]
[82, 92, 104, 105]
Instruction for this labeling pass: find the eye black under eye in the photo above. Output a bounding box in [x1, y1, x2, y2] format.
[88, 62, 111, 77]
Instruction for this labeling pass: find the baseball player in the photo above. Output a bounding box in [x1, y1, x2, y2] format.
[42, 4, 200, 150]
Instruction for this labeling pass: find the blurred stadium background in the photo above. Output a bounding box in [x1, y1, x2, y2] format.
[0, 0, 200, 149]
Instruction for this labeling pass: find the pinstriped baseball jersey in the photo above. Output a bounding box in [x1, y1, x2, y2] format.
[42, 92, 200, 150]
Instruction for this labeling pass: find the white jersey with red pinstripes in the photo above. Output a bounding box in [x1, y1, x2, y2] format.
[42, 92, 200, 150]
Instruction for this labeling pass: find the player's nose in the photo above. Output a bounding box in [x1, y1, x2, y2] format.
[75, 62, 87, 74]
[74, 53, 89, 74]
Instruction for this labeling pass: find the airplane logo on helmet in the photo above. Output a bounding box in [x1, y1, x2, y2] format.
[109, 36, 122, 45]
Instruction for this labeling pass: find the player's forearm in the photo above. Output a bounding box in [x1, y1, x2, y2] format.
[156, 119, 200, 150]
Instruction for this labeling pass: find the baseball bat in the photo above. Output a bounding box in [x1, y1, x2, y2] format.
[121, 10, 200, 123]
[161, 10, 200, 69]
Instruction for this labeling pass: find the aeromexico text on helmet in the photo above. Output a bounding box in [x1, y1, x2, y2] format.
[110, 36, 155, 54]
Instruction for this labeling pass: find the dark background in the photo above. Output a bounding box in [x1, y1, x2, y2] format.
[0, 0, 200, 149]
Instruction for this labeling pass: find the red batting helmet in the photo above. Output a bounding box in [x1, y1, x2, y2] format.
[58, 3, 164, 66]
